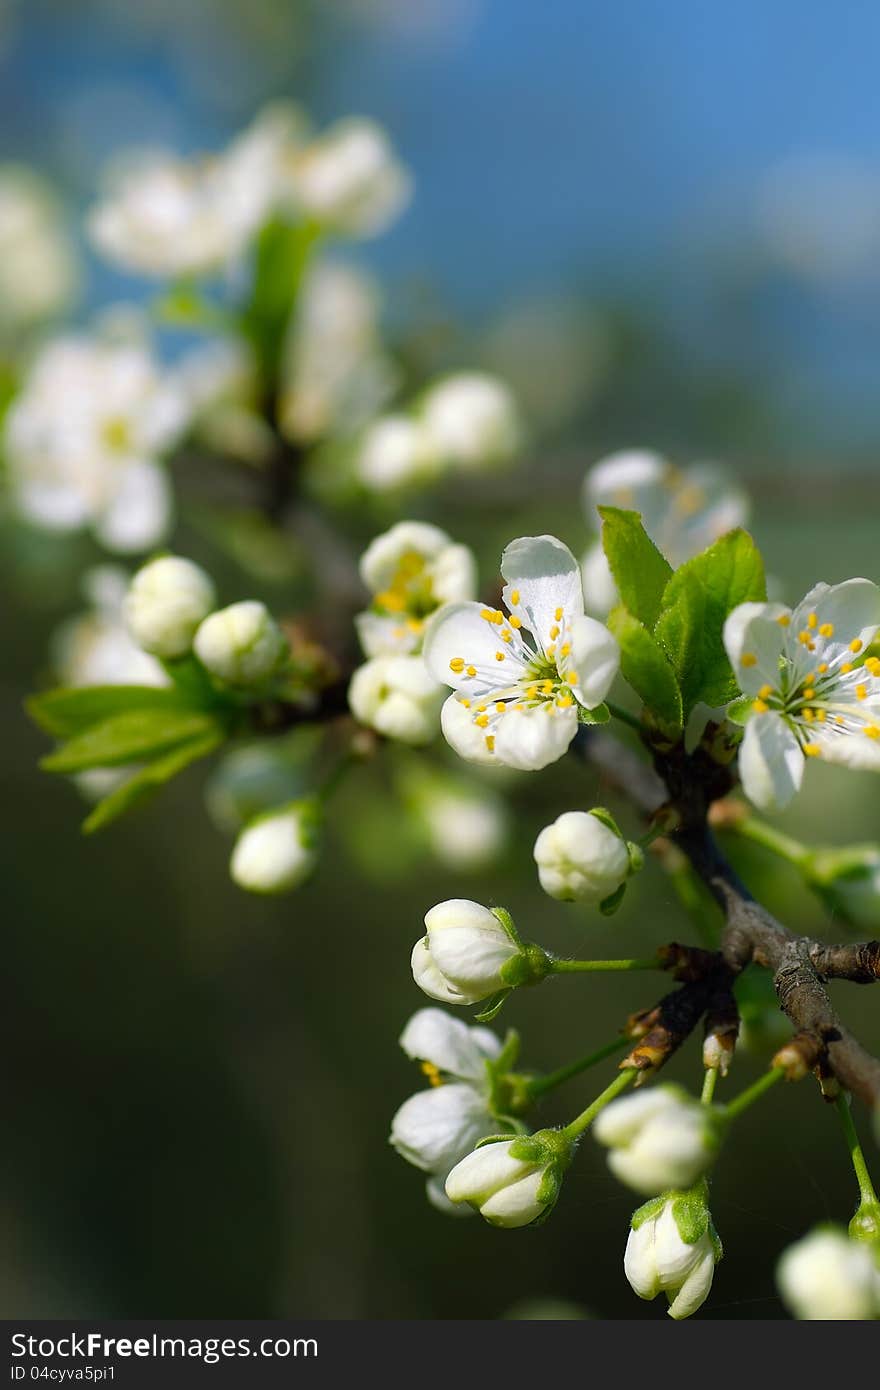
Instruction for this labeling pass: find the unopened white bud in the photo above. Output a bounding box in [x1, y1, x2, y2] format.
[194, 600, 286, 685]
[420, 373, 520, 471]
[356, 415, 437, 491]
[230, 803, 318, 895]
[777, 1226, 880, 1320]
[593, 1085, 719, 1196]
[348, 655, 444, 745]
[533, 809, 632, 903]
[124, 554, 216, 658]
[625, 1191, 722, 1320]
[445, 1135, 563, 1229]
[411, 899, 521, 1006]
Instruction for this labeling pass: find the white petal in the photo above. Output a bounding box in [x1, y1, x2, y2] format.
[739, 713, 804, 811]
[792, 579, 880, 657]
[500, 534, 583, 651]
[427, 926, 516, 993]
[624, 1220, 661, 1300]
[445, 1139, 531, 1203]
[423, 602, 523, 694]
[479, 1170, 546, 1228]
[398, 1008, 495, 1080]
[666, 1246, 716, 1320]
[360, 520, 451, 591]
[95, 459, 172, 553]
[581, 542, 620, 618]
[583, 449, 669, 517]
[592, 1086, 681, 1146]
[493, 702, 578, 771]
[389, 1083, 491, 1173]
[425, 1174, 475, 1217]
[354, 610, 419, 657]
[815, 726, 880, 772]
[564, 613, 620, 708]
[440, 694, 498, 766]
[722, 602, 789, 695]
[410, 937, 477, 1005]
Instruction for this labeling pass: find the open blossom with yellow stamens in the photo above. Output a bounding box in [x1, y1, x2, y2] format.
[724, 579, 880, 811]
[423, 535, 619, 772]
[356, 521, 477, 657]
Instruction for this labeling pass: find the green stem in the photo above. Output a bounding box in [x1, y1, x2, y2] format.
[701, 1068, 719, 1105]
[563, 1068, 637, 1140]
[725, 816, 811, 868]
[665, 855, 720, 949]
[722, 1066, 785, 1122]
[550, 956, 663, 974]
[526, 1037, 630, 1100]
[606, 700, 643, 732]
[835, 1093, 878, 1206]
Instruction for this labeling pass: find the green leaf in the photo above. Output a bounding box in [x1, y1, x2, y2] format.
[607, 607, 683, 730]
[82, 730, 225, 834]
[598, 506, 674, 630]
[26, 685, 196, 739]
[654, 529, 766, 715]
[41, 709, 225, 773]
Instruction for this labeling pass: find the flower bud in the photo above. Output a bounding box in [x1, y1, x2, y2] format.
[625, 1188, 722, 1320]
[533, 809, 633, 904]
[777, 1226, 880, 1320]
[420, 373, 520, 471]
[411, 899, 541, 1006]
[348, 655, 445, 745]
[194, 600, 286, 685]
[230, 802, 319, 894]
[445, 1130, 571, 1228]
[593, 1085, 720, 1196]
[355, 415, 438, 491]
[124, 554, 216, 658]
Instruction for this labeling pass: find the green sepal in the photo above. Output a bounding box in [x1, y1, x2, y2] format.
[474, 1132, 518, 1151]
[599, 882, 627, 916]
[40, 708, 228, 773]
[670, 1187, 711, 1245]
[629, 1193, 667, 1230]
[474, 990, 512, 1024]
[598, 506, 673, 630]
[500, 944, 552, 989]
[725, 695, 755, 727]
[26, 684, 198, 739]
[82, 729, 225, 834]
[607, 606, 683, 731]
[588, 806, 623, 837]
[576, 702, 610, 725]
[490, 904, 522, 946]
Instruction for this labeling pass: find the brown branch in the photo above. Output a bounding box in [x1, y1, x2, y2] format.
[578, 728, 880, 1109]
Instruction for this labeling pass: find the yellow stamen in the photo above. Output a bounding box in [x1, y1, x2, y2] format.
[377, 589, 406, 612]
[802, 688, 815, 701]
[741, 652, 758, 668]
[566, 671, 578, 685]
[475, 715, 489, 728]
[495, 651, 506, 662]
[541, 679, 554, 694]
[549, 625, 559, 640]
[449, 657, 465, 674]
[803, 743, 822, 757]
[560, 643, 571, 657]
[481, 608, 503, 625]
[485, 735, 495, 752]
[495, 701, 506, 713]
[816, 709, 826, 721]
[803, 708, 814, 722]
[758, 684, 774, 699]
[841, 663, 853, 675]
[421, 1062, 443, 1087]
[857, 683, 868, 701]
[818, 662, 828, 674]
[466, 665, 477, 677]
[777, 614, 790, 627]
[510, 590, 520, 606]
[752, 699, 769, 714]
[851, 639, 864, 653]
[554, 607, 563, 622]
[864, 726, 880, 739]
[818, 623, 834, 638]
[807, 613, 818, 630]
[509, 615, 522, 629]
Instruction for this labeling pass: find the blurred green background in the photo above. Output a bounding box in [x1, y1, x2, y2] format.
[3, 0, 880, 1319]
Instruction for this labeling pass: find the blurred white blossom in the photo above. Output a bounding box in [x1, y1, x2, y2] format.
[51, 566, 167, 689]
[356, 520, 477, 657]
[5, 334, 188, 552]
[0, 165, 78, 333]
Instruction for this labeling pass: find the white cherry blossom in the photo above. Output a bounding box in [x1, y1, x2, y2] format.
[5, 335, 188, 552]
[723, 579, 880, 811]
[423, 534, 619, 771]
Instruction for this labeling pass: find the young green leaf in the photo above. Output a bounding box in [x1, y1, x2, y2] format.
[598, 506, 673, 631]
[576, 702, 611, 725]
[40, 709, 227, 773]
[607, 607, 683, 731]
[26, 685, 196, 739]
[655, 529, 766, 715]
[82, 729, 226, 834]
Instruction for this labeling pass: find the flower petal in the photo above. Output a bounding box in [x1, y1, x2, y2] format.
[410, 937, 478, 1004]
[624, 1221, 661, 1300]
[564, 613, 619, 708]
[500, 534, 583, 652]
[389, 1083, 491, 1173]
[792, 579, 880, 659]
[666, 1246, 716, 1320]
[398, 1007, 499, 1081]
[423, 602, 525, 694]
[722, 601, 789, 695]
[493, 702, 578, 771]
[738, 713, 804, 811]
[439, 695, 498, 766]
[95, 458, 172, 553]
